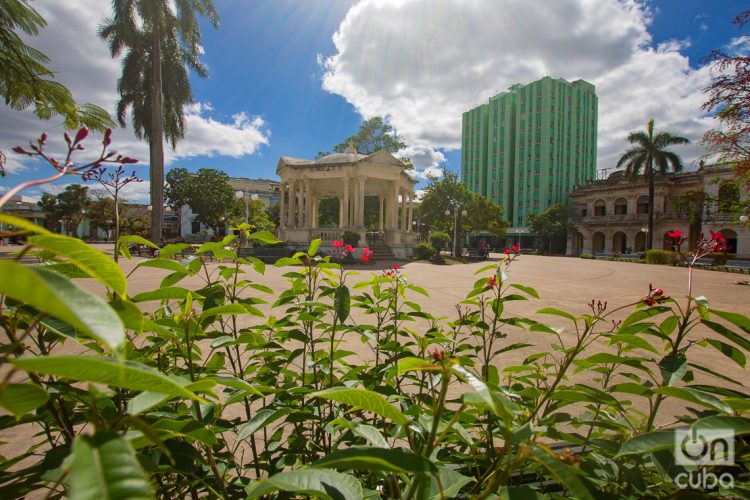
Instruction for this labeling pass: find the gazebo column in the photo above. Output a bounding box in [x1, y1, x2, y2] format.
[378, 196, 384, 231]
[287, 181, 296, 228]
[342, 178, 350, 228]
[391, 182, 399, 230]
[407, 193, 413, 232]
[338, 197, 344, 228]
[279, 182, 286, 229]
[304, 180, 312, 227]
[357, 177, 366, 229]
[296, 190, 304, 228]
[311, 194, 319, 228]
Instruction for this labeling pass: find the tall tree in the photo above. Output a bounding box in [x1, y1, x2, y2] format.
[703, 9, 750, 188]
[99, 0, 219, 243]
[318, 116, 413, 167]
[184, 168, 234, 235]
[0, 0, 114, 167]
[165, 166, 192, 234]
[616, 119, 689, 250]
[527, 203, 575, 255]
[38, 184, 91, 235]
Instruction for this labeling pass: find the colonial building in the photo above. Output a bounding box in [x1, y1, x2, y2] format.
[276, 145, 417, 258]
[567, 166, 749, 258]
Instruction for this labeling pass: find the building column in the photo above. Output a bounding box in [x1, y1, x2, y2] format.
[338, 197, 344, 228]
[287, 181, 296, 228]
[357, 177, 366, 229]
[279, 183, 286, 229]
[342, 178, 350, 228]
[391, 182, 399, 230]
[311, 194, 318, 228]
[407, 193, 413, 232]
[400, 189, 407, 231]
[297, 190, 304, 228]
[604, 231, 613, 253]
[304, 180, 312, 227]
[378, 196, 384, 231]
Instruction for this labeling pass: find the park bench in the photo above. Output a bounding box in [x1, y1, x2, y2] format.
[594, 252, 614, 258]
[693, 257, 714, 268]
[620, 253, 642, 260]
[466, 249, 487, 262]
[237, 246, 294, 264]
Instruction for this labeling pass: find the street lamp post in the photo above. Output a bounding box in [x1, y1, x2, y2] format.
[235, 190, 259, 224]
[445, 202, 467, 257]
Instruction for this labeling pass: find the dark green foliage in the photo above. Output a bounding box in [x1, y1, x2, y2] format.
[1, 201, 749, 498]
[412, 242, 435, 260]
[527, 203, 575, 254]
[342, 230, 360, 246]
[429, 230, 451, 250]
[579, 253, 594, 259]
[645, 249, 676, 265]
[0, 0, 114, 130]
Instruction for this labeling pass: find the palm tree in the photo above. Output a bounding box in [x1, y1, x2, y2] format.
[617, 119, 689, 250]
[99, 0, 219, 243]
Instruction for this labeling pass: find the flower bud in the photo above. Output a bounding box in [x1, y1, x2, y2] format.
[64, 132, 72, 145]
[103, 128, 112, 147]
[74, 127, 89, 144]
[121, 157, 138, 164]
[12, 146, 28, 154]
[39, 133, 47, 145]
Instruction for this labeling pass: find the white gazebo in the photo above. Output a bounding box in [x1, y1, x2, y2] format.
[276, 145, 418, 258]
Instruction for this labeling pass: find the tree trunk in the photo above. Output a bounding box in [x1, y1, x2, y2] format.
[150, 28, 165, 244]
[647, 159, 655, 251]
[114, 187, 120, 263]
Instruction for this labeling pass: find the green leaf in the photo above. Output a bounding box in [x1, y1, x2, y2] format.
[537, 307, 576, 322]
[701, 319, 750, 351]
[334, 285, 350, 321]
[711, 309, 750, 334]
[0, 214, 51, 235]
[706, 339, 746, 367]
[658, 354, 688, 386]
[653, 387, 732, 414]
[246, 468, 363, 500]
[312, 447, 437, 475]
[528, 444, 594, 500]
[452, 364, 499, 416]
[118, 234, 158, 248]
[510, 284, 540, 299]
[0, 384, 48, 418]
[28, 234, 127, 295]
[308, 238, 321, 256]
[397, 357, 441, 375]
[693, 415, 750, 436]
[350, 423, 389, 448]
[130, 287, 200, 303]
[311, 387, 409, 425]
[12, 356, 196, 399]
[68, 433, 153, 500]
[0, 262, 125, 350]
[159, 243, 190, 259]
[199, 303, 252, 322]
[620, 307, 671, 328]
[137, 259, 189, 274]
[498, 485, 550, 499]
[237, 409, 288, 442]
[617, 429, 677, 456]
[248, 231, 281, 245]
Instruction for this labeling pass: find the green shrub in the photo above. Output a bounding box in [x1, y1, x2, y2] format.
[341, 230, 360, 247]
[712, 252, 736, 266]
[429, 230, 451, 251]
[412, 242, 435, 260]
[645, 249, 676, 265]
[579, 253, 594, 259]
[3, 129, 750, 500]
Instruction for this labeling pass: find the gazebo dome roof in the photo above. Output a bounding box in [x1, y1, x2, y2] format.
[315, 152, 366, 164]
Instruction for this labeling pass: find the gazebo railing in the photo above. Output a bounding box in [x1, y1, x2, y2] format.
[311, 228, 346, 242]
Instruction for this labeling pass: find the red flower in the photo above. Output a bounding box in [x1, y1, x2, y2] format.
[502, 248, 510, 255]
[488, 275, 498, 288]
[74, 126, 89, 144]
[332, 240, 343, 249]
[361, 248, 373, 262]
[392, 264, 400, 270]
[385, 270, 393, 277]
[511, 244, 520, 253]
[667, 229, 684, 239]
[709, 229, 726, 243]
[362, 255, 370, 262]
[345, 244, 354, 253]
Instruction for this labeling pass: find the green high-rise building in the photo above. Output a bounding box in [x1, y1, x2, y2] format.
[461, 76, 598, 227]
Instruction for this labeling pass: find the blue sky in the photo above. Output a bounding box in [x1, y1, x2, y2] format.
[1, 0, 748, 202]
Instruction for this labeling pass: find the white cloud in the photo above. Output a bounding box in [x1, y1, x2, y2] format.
[0, 1, 269, 175]
[321, 0, 715, 172]
[726, 35, 750, 56]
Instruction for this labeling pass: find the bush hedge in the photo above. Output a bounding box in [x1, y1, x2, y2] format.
[412, 242, 435, 260]
[429, 230, 451, 251]
[645, 249, 676, 265]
